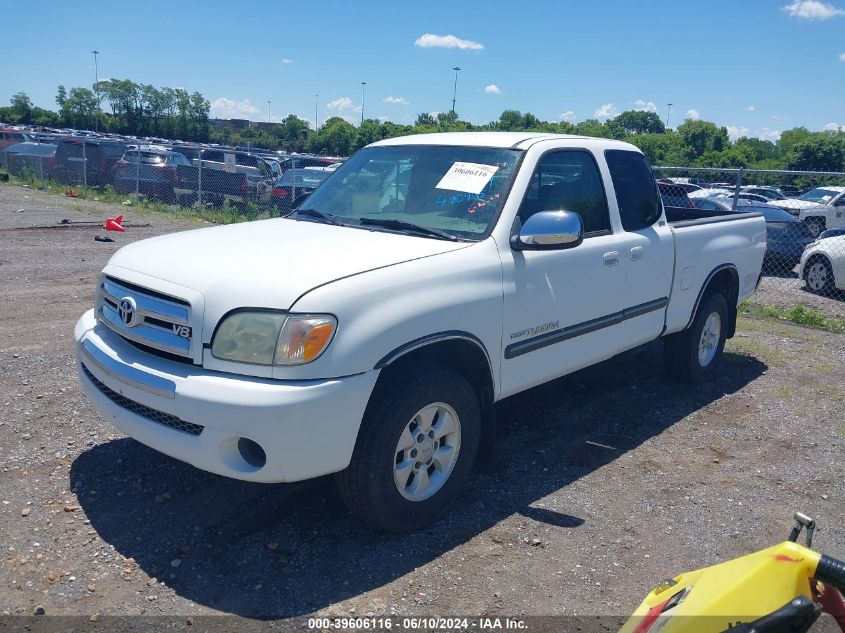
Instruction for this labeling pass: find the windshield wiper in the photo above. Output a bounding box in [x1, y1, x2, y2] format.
[291, 208, 343, 225]
[356, 217, 458, 241]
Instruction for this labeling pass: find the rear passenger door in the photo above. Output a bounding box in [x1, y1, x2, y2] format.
[604, 150, 675, 340]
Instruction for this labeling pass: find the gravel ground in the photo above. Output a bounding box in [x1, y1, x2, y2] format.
[1, 184, 843, 623]
[750, 266, 845, 320]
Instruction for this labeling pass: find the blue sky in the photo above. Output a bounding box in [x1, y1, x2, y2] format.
[2, 0, 844, 139]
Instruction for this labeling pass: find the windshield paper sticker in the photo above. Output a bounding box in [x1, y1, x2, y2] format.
[436, 162, 499, 195]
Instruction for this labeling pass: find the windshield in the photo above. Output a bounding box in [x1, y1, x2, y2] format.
[799, 188, 839, 203]
[296, 145, 522, 239]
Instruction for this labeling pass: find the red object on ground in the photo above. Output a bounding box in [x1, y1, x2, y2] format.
[65, 189, 77, 197]
[104, 215, 124, 232]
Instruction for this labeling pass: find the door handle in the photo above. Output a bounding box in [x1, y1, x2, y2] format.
[631, 246, 645, 261]
[603, 251, 619, 267]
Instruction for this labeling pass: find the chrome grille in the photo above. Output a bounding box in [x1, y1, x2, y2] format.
[81, 364, 203, 436]
[97, 276, 195, 361]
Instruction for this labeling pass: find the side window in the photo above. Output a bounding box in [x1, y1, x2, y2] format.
[835, 196, 845, 207]
[605, 150, 662, 231]
[517, 150, 610, 235]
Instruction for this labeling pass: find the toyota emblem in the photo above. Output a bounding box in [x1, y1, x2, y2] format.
[118, 296, 138, 327]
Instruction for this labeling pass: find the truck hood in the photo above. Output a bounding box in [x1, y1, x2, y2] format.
[768, 199, 830, 213]
[105, 218, 470, 312]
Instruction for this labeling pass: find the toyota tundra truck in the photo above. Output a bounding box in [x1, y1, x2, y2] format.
[74, 133, 766, 532]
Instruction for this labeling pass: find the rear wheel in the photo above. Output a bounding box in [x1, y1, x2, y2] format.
[805, 218, 826, 238]
[804, 256, 834, 294]
[664, 292, 729, 384]
[335, 363, 481, 532]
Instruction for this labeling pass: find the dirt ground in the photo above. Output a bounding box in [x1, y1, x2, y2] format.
[1, 184, 843, 624]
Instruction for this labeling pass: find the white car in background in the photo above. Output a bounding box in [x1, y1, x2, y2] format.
[769, 186, 845, 237]
[799, 234, 845, 294]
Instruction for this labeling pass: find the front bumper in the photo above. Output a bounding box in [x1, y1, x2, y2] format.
[74, 309, 379, 483]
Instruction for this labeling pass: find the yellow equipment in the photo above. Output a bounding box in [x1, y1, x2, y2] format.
[620, 513, 845, 633]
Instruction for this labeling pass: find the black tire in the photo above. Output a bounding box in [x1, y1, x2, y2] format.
[803, 255, 835, 295]
[335, 362, 481, 533]
[805, 218, 825, 238]
[664, 292, 729, 384]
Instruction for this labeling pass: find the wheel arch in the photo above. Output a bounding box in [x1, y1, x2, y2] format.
[688, 265, 740, 339]
[373, 333, 497, 460]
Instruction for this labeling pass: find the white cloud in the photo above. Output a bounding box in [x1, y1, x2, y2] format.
[594, 103, 618, 120]
[782, 0, 845, 19]
[326, 96, 361, 114]
[839, 52, 845, 61]
[727, 125, 751, 141]
[824, 122, 844, 131]
[758, 128, 782, 141]
[383, 96, 410, 106]
[484, 84, 501, 95]
[281, 58, 294, 65]
[414, 33, 484, 50]
[209, 97, 260, 119]
[686, 109, 700, 120]
[633, 99, 657, 113]
[559, 110, 575, 121]
[746, 105, 755, 112]
[772, 114, 790, 120]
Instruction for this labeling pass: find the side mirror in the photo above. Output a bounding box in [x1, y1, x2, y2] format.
[511, 210, 584, 251]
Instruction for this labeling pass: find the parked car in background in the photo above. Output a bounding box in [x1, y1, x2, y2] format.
[779, 185, 801, 198]
[0, 128, 34, 169]
[689, 188, 734, 200]
[691, 196, 815, 269]
[112, 146, 191, 202]
[799, 234, 845, 295]
[194, 149, 275, 204]
[52, 137, 128, 188]
[269, 167, 332, 214]
[4, 142, 57, 178]
[657, 181, 694, 208]
[768, 186, 845, 237]
[278, 155, 341, 172]
[819, 227, 845, 240]
[741, 186, 786, 201]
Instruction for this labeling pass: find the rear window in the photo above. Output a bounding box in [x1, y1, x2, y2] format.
[123, 151, 167, 165]
[605, 150, 663, 229]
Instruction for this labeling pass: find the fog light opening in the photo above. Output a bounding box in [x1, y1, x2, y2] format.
[237, 437, 267, 469]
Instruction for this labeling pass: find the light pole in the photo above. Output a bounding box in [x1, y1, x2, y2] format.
[91, 50, 100, 132]
[267, 100, 271, 125]
[361, 82, 366, 124]
[665, 102, 673, 129]
[451, 66, 461, 115]
[315, 93, 319, 131]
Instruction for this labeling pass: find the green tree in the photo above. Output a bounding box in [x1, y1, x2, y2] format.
[415, 112, 436, 126]
[608, 110, 665, 135]
[786, 136, 845, 172]
[59, 88, 98, 129]
[10, 92, 33, 124]
[676, 120, 729, 159]
[307, 117, 355, 155]
[275, 114, 312, 152]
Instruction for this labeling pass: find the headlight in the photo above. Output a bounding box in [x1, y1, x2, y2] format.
[211, 311, 336, 366]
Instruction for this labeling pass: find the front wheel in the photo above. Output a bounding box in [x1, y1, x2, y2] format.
[335, 363, 481, 532]
[664, 293, 729, 384]
[804, 256, 834, 294]
[805, 218, 826, 238]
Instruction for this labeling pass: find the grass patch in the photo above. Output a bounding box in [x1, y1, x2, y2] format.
[739, 301, 845, 335]
[725, 337, 786, 366]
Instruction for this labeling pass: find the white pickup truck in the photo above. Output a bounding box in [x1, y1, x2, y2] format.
[769, 186, 845, 237]
[75, 133, 766, 532]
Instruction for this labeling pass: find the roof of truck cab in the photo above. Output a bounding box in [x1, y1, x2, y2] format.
[369, 132, 640, 151]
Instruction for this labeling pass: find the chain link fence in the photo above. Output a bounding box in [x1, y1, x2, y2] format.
[1, 136, 343, 218]
[2, 136, 843, 329]
[654, 166, 845, 326]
